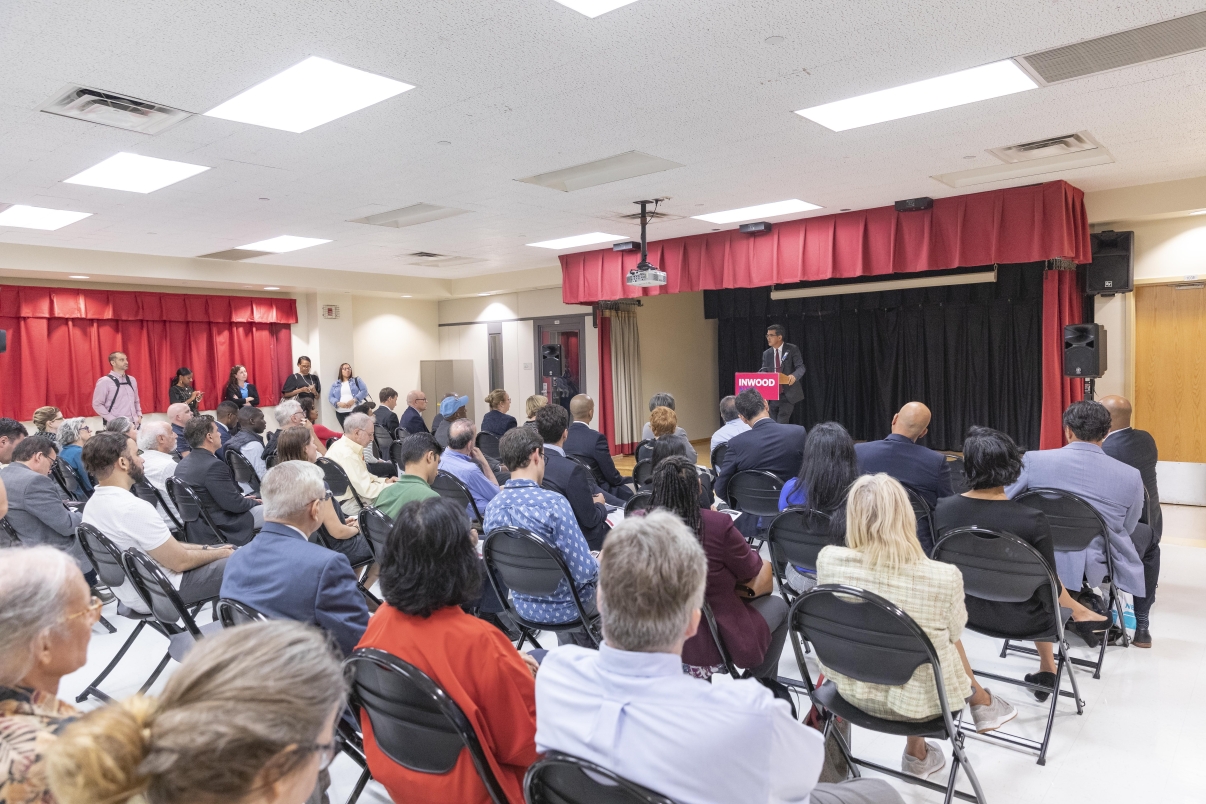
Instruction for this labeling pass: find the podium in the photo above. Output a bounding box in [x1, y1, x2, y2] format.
[734, 372, 789, 400]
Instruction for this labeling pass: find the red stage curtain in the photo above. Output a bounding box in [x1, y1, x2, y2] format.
[0, 285, 297, 420]
[596, 315, 616, 455]
[1039, 269, 1084, 449]
[560, 180, 1091, 304]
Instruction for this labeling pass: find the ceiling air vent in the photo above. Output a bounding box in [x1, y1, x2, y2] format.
[987, 131, 1102, 163]
[404, 252, 485, 268]
[1018, 10, 1206, 84]
[40, 85, 191, 134]
[350, 203, 468, 228]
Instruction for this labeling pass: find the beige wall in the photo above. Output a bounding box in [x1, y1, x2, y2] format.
[351, 296, 441, 412]
[635, 292, 719, 441]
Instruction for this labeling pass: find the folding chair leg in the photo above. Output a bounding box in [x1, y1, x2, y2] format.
[788, 630, 809, 682]
[823, 715, 860, 779]
[950, 733, 986, 804]
[1062, 640, 1084, 714]
[77, 620, 147, 703]
[98, 615, 117, 634]
[1000, 638, 1011, 658]
[346, 768, 371, 804]
[139, 650, 173, 694]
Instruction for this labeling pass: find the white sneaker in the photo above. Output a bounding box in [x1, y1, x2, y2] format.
[901, 740, 946, 779]
[970, 689, 1017, 733]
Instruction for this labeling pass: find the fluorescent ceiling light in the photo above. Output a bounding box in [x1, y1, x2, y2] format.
[0, 204, 92, 230]
[263, 286, 280, 290]
[527, 232, 625, 250]
[795, 59, 1037, 131]
[551, 0, 641, 18]
[517, 151, 683, 192]
[69, 275, 90, 279]
[64, 152, 210, 193]
[237, 235, 331, 253]
[350, 203, 469, 228]
[693, 199, 821, 224]
[205, 56, 414, 133]
[1191, 210, 1206, 216]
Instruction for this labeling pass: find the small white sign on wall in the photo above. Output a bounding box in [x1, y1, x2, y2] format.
[322, 304, 340, 319]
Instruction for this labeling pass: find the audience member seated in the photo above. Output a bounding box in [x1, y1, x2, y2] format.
[214, 400, 239, 453]
[223, 363, 259, 408]
[523, 394, 547, 429]
[31, 407, 64, 437]
[535, 511, 902, 804]
[374, 387, 400, 434]
[55, 418, 94, 494]
[0, 478, 6, 522]
[536, 405, 610, 551]
[641, 392, 687, 442]
[344, 400, 395, 477]
[174, 416, 264, 545]
[1100, 394, 1162, 648]
[275, 427, 374, 573]
[328, 412, 396, 517]
[856, 402, 954, 552]
[3, 436, 86, 571]
[439, 419, 500, 518]
[709, 394, 750, 459]
[375, 433, 442, 519]
[167, 402, 193, 456]
[714, 389, 807, 503]
[356, 496, 539, 803]
[0, 547, 94, 804]
[817, 474, 1016, 779]
[481, 389, 518, 438]
[935, 426, 1110, 699]
[434, 395, 469, 448]
[168, 366, 203, 414]
[652, 457, 787, 683]
[48, 621, 345, 804]
[220, 462, 370, 656]
[565, 394, 633, 500]
[281, 355, 321, 403]
[227, 406, 269, 479]
[136, 422, 183, 526]
[82, 432, 233, 613]
[301, 396, 341, 444]
[351, 399, 376, 418]
[484, 427, 599, 646]
[103, 417, 137, 451]
[649, 406, 697, 463]
[399, 390, 430, 435]
[0, 417, 27, 467]
[1006, 401, 1146, 624]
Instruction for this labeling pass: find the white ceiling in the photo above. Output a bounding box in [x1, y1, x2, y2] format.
[3, 0, 1206, 284]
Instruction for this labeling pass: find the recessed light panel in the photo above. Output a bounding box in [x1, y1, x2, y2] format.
[693, 199, 821, 224]
[552, 0, 640, 17]
[205, 56, 414, 133]
[64, 152, 210, 193]
[237, 235, 331, 253]
[527, 232, 625, 249]
[795, 59, 1037, 132]
[0, 204, 92, 230]
[517, 151, 683, 192]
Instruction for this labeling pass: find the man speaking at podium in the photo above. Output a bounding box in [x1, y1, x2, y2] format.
[761, 324, 805, 423]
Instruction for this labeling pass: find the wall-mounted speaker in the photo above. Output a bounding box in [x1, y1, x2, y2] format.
[1064, 323, 1106, 378]
[541, 343, 562, 377]
[1086, 231, 1134, 295]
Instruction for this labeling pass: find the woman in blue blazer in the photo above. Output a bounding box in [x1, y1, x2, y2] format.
[329, 362, 370, 427]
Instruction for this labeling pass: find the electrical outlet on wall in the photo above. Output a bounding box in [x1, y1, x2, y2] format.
[523, 362, 533, 370]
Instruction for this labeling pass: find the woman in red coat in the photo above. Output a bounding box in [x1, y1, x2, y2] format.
[356, 496, 539, 804]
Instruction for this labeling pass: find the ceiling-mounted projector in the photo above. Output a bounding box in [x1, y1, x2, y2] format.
[624, 199, 667, 287]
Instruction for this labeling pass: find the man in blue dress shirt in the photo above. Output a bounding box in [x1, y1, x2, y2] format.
[438, 419, 500, 519]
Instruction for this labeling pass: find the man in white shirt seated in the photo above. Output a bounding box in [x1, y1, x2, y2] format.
[327, 412, 395, 516]
[710, 394, 751, 459]
[81, 432, 235, 613]
[137, 421, 183, 527]
[535, 510, 903, 804]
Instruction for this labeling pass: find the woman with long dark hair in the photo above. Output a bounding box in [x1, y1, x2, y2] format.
[168, 367, 202, 414]
[222, 365, 259, 407]
[328, 362, 368, 427]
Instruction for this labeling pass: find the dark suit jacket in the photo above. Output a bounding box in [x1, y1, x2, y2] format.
[400, 406, 429, 435]
[1, 463, 85, 568]
[219, 521, 369, 656]
[222, 382, 260, 407]
[761, 343, 806, 404]
[173, 448, 257, 545]
[855, 433, 953, 509]
[215, 421, 231, 462]
[1103, 427, 1162, 538]
[542, 448, 609, 551]
[375, 405, 400, 434]
[565, 421, 626, 490]
[714, 417, 807, 502]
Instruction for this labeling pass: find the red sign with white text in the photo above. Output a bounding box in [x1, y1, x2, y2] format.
[735, 372, 779, 400]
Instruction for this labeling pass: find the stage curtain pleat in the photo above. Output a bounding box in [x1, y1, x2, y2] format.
[596, 314, 617, 455]
[609, 310, 643, 454]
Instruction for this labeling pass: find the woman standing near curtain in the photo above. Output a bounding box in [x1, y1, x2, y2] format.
[222, 365, 259, 408]
[168, 367, 203, 414]
[328, 363, 368, 427]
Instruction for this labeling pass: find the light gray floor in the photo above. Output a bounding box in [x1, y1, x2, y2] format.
[59, 504, 1205, 804]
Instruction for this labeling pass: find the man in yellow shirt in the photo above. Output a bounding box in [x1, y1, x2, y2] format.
[326, 412, 395, 516]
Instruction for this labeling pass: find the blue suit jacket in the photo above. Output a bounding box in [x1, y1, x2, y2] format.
[399, 405, 429, 435]
[855, 434, 953, 508]
[714, 417, 806, 502]
[218, 521, 370, 656]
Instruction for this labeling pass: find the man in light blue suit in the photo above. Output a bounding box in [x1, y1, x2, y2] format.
[220, 460, 369, 656]
[1007, 400, 1146, 601]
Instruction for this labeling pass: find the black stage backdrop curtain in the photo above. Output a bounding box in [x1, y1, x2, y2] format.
[704, 262, 1043, 451]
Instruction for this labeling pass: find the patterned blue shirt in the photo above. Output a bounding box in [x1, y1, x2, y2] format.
[484, 478, 598, 624]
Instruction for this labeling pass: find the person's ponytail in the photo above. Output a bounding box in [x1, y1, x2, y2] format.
[48, 695, 157, 804]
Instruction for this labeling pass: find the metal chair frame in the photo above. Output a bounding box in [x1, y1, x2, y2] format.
[52, 459, 90, 502]
[635, 439, 655, 462]
[524, 750, 680, 804]
[623, 490, 653, 516]
[131, 480, 186, 535]
[216, 598, 269, 627]
[0, 517, 21, 547]
[318, 456, 366, 510]
[166, 477, 231, 544]
[765, 507, 840, 667]
[476, 430, 502, 460]
[372, 425, 395, 463]
[225, 448, 262, 494]
[432, 470, 484, 526]
[710, 443, 728, 475]
[903, 485, 937, 555]
[631, 458, 653, 487]
[122, 547, 209, 640]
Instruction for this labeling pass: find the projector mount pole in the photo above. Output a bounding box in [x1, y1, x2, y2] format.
[635, 199, 659, 269]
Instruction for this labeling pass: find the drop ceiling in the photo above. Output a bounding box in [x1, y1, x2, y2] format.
[4, 0, 1206, 284]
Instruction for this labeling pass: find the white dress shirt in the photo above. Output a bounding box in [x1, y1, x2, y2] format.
[710, 418, 752, 455]
[81, 487, 180, 613]
[140, 449, 182, 526]
[535, 644, 824, 804]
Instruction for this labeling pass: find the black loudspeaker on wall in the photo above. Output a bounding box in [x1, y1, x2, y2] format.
[541, 344, 562, 377]
[1086, 231, 1134, 295]
[1064, 323, 1107, 378]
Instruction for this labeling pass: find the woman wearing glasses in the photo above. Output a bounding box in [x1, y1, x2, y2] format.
[49, 621, 345, 804]
[55, 418, 95, 495]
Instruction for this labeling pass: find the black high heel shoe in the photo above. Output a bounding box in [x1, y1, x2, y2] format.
[1069, 616, 1111, 647]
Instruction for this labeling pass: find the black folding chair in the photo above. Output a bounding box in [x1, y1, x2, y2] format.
[483, 527, 600, 650]
[318, 457, 366, 511]
[166, 477, 230, 544]
[766, 507, 841, 667]
[122, 548, 222, 665]
[432, 470, 483, 528]
[225, 449, 262, 494]
[525, 751, 680, 804]
[216, 598, 269, 627]
[933, 527, 1084, 765]
[476, 430, 501, 460]
[623, 490, 653, 516]
[371, 425, 393, 463]
[631, 459, 653, 487]
[325, 436, 339, 449]
[700, 600, 745, 680]
[358, 506, 395, 565]
[75, 525, 173, 703]
[725, 470, 784, 546]
[0, 517, 21, 548]
[52, 459, 90, 502]
[1014, 487, 1130, 677]
[710, 443, 728, 475]
[346, 648, 508, 804]
[131, 480, 185, 536]
[389, 440, 406, 470]
[947, 455, 970, 495]
[903, 485, 937, 556]
[790, 585, 986, 803]
[635, 439, 655, 462]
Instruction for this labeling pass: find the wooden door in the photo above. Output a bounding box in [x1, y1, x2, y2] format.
[1135, 283, 1206, 462]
